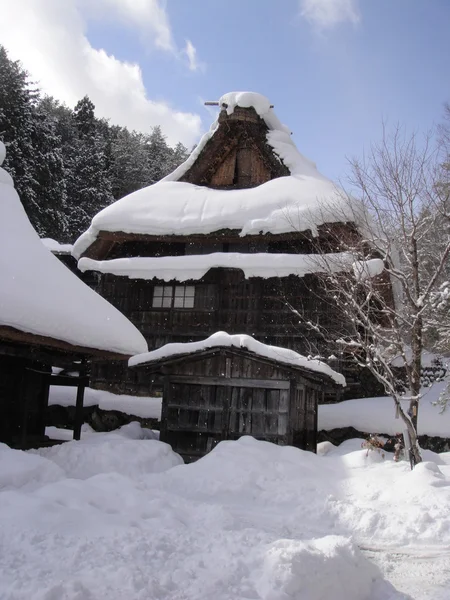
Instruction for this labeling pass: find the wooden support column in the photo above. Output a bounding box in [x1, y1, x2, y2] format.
[19, 367, 30, 450]
[73, 359, 87, 441]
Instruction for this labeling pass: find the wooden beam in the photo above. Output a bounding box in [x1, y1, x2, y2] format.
[169, 375, 291, 390]
[0, 325, 132, 362]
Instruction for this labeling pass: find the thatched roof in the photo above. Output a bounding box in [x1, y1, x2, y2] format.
[74, 92, 360, 260]
[0, 142, 148, 359]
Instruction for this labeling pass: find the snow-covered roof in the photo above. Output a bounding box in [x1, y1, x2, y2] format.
[129, 331, 346, 386]
[73, 91, 359, 259]
[78, 252, 356, 282]
[41, 238, 74, 255]
[0, 141, 148, 357]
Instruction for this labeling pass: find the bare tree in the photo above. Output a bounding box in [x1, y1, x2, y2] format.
[289, 123, 450, 468]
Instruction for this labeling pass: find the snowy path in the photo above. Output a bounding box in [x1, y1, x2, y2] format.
[363, 547, 450, 599]
[1, 428, 450, 599]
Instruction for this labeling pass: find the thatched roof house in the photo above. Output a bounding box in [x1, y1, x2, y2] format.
[73, 91, 383, 400]
[0, 141, 147, 447]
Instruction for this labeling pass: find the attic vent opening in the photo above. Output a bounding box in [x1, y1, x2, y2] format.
[233, 147, 253, 188]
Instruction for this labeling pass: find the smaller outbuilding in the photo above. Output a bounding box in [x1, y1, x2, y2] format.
[0, 141, 148, 449]
[130, 332, 345, 462]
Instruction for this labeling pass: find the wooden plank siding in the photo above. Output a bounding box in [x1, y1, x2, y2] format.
[91, 271, 351, 396]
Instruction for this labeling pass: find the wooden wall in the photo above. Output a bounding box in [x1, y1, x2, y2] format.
[91, 270, 366, 398]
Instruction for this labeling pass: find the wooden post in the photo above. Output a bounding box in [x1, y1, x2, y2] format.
[73, 359, 87, 441]
[19, 367, 30, 450]
[39, 376, 51, 439]
[160, 374, 171, 443]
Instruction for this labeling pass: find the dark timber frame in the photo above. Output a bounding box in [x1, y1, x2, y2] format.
[132, 346, 339, 462]
[0, 327, 129, 449]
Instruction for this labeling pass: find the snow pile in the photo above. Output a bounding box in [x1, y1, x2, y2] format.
[73, 91, 360, 259]
[34, 427, 182, 479]
[41, 237, 74, 254]
[79, 251, 355, 281]
[0, 141, 147, 356]
[130, 331, 346, 386]
[253, 536, 381, 600]
[319, 379, 450, 436]
[0, 442, 64, 491]
[45, 422, 160, 442]
[49, 386, 162, 419]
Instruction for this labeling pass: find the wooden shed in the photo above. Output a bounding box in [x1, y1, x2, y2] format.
[130, 333, 345, 462]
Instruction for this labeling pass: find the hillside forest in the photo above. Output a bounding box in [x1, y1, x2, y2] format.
[0, 45, 189, 242]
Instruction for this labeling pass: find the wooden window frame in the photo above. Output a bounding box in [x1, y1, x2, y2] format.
[152, 284, 196, 309]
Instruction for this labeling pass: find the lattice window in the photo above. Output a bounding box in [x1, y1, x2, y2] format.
[152, 285, 195, 309]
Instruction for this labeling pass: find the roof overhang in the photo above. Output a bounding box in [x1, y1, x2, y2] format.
[0, 325, 133, 364]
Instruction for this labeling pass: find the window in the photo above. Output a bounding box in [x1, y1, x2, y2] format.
[152, 285, 195, 309]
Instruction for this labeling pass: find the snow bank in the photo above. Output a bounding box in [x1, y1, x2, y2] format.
[0, 142, 147, 356]
[49, 386, 162, 419]
[0, 442, 64, 491]
[73, 91, 360, 259]
[34, 426, 182, 480]
[0, 432, 434, 599]
[45, 422, 160, 442]
[318, 380, 450, 436]
[130, 331, 346, 386]
[254, 536, 382, 600]
[79, 251, 355, 281]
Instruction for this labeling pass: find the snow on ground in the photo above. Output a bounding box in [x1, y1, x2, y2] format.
[1, 428, 450, 599]
[319, 380, 450, 437]
[48, 385, 162, 419]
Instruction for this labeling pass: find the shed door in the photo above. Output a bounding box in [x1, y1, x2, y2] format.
[228, 387, 289, 444]
[161, 382, 227, 461]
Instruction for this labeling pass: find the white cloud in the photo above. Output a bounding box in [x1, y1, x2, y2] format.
[83, 0, 176, 52]
[300, 0, 360, 30]
[183, 40, 203, 72]
[0, 0, 202, 147]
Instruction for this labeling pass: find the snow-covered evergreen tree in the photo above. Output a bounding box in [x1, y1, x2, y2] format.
[30, 100, 69, 240]
[0, 46, 38, 223]
[145, 126, 173, 184]
[109, 127, 151, 199]
[65, 96, 113, 237]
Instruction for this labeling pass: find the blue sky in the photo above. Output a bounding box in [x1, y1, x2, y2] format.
[1, 0, 449, 181]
